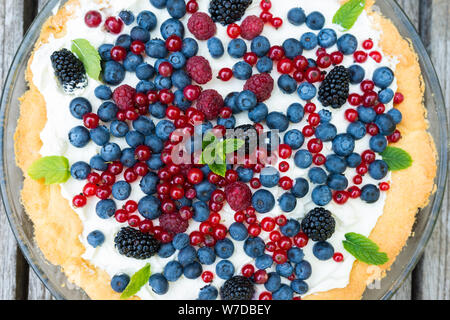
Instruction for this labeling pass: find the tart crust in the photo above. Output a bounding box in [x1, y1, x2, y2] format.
[14, 0, 437, 300]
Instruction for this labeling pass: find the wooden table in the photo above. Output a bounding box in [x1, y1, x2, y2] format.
[0, 0, 448, 300]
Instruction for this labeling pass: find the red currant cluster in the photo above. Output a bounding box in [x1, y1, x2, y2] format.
[361, 39, 382, 63]
[258, 0, 283, 29]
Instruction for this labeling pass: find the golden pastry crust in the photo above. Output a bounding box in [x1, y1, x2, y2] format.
[14, 0, 437, 300]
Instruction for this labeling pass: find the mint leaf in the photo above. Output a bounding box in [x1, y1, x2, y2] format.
[332, 0, 366, 30]
[28, 156, 70, 185]
[120, 263, 151, 300]
[71, 39, 101, 81]
[209, 162, 227, 177]
[381, 146, 413, 171]
[343, 232, 388, 265]
[222, 138, 245, 154]
[202, 132, 216, 149]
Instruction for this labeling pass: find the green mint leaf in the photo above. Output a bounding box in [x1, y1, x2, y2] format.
[332, 0, 366, 30]
[342, 232, 388, 265]
[222, 138, 245, 154]
[202, 143, 217, 164]
[381, 146, 413, 171]
[209, 162, 227, 177]
[202, 132, 217, 149]
[71, 39, 101, 81]
[120, 263, 151, 300]
[28, 156, 70, 185]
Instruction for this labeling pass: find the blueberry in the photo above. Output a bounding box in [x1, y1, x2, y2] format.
[100, 142, 121, 161]
[278, 74, 297, 94]
[224, 92, 240, 114]
[119, 10, 135, 25]
[216, 260, 234, 280]
[138, 195, 161, 219]
[319, 109, 332, 123]
[361, 184, 381, 203]
[229, 222, 248, 241]
[313, 241, 334, 260]
[68, 126, 90, 148]
[236, 166, 254, 183]
[346, 153, 362, 168]
[282, 38, 303, 59]
[288, 7, 306, 25]
[252, 189, 275, 213]
[192, 201, 210, 222]
[149, 273, 169, 295]
[136, 80, 156, 93]
[315, 122, 337, 141]
[318, 28, 337, 48]
[232, 61, 252, 80]
[207, 37, 224, 58]
[387, 108, 402, 124]
[70, 161, 91, 180]
[337, 34, 358, 55]
[171, 69, 191, 89]
[168, 52, 186, 69]
[266, 112, 289, 132]
[278, 193, 297, 213]
[286, 103, 304, 123]
[348, 64, 365, 84]
[265, 272, 281, 292]
[251, 36, 271, 57]
[158, 242, 176, 258]
[133, 116, 155, 136]
[370, 134, 387, 153]
[297, 82, 317, 100]
[181, 38, 198, 58]
[194, 180, 216, 202]
[175, 197, 192, 209]
[237, 90, 257, 111]
[94, 85, 112, 100]
[103, 61, 125, 85]
[214, 238, 234, 259]
[90, 125, 110, 146]
[308, 167, 327, 184]
[164, 261, 183, 281]
[378, 88, 394, 104]
[146, 39, 168, 59]
[115, 34, 132, 50]
[291, 178, 309, 198]
[139, 172, 159, 195]
[166, 0, 186, 19]
[150, 0, 167, 9]
[90, 155, 108, 171]
[256, 56, 273, 73]
[98, 44, 113, 61]
[294, 149, 313, 169]
[287, 247, 304, 264]
[155, 120, 175, 141]
[260, 166, 280, 188]
[123, 52, 143, 72]
[244, 236, 265, 258]
[306, 11, 325, 30]
[327, 173, 348, 191]
[120, 148, 137, 168]
[130, 26, 150, 42]
[255, 254, 273, 270]
[198, 246, 216, 265]
[150, 102, 168, 119]
[357, 106, 376, 123]
[95, 199, 116, 219]
[347, 121, 366, 140]
[97, 102, 118, 122]
[87, 230, 105, 248]
[291, 279, 308, 294]
[369, 160, 389, 180]
[184, 262, 203, 279]
[160, 18, 184, 39]
[110, 120, 129, 138]
[154, 75, 172, 90]
[300, 32, 318, 50]
[178, 245, 197, 266]
[311, 185, 332, 206]
[111, 181, 131, 200]
[295, 260, 312, 280]
[246, 103, 267, 123]
[198, 285, 218, 300]
[325, 154, 347, 174]
[375, 113, 396, 136]
[276, 262, 293, 278]
[147, 153, 164, 170]
[173, 233, 189, 250]
[373, 66, 394, 89]
[280, 219, 300, 237]
[136, 63, 156, 80]
[173, 90, 192, 110]
[332, 133, 355, 157]
[111, 274, 130, 293]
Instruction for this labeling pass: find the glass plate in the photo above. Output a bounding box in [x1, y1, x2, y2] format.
[0, 0, 447, 300]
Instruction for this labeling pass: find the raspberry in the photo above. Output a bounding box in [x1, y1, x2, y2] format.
[196, 89, 224, 120]
[186, 56, 213, 85]
[243, 73, 274, 102]
[159, 212, 189, 235]
[225, 182, 252, 212]
[240, 15, 264, 40]
[188, 12, 216, 40]
[113, 84, 136, 110]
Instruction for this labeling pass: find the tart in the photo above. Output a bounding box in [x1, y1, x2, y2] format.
[14, 0, 437, 300]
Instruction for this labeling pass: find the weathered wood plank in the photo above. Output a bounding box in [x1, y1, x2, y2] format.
[413, 0, 450, 300]
[0, 0, 26, 300]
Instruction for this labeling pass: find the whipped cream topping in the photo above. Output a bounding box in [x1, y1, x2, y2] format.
[31, 0, 397, 299]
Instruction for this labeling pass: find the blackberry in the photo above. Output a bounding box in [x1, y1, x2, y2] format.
[220, 276, 255, 300]
[114, 227, 161, 259]
[50, 49, 87, 94]
[301, 207, 336, 241]
[318, 65, 350, 109]
[232, 124, 258, 155]
[209, 0, 253, 26]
